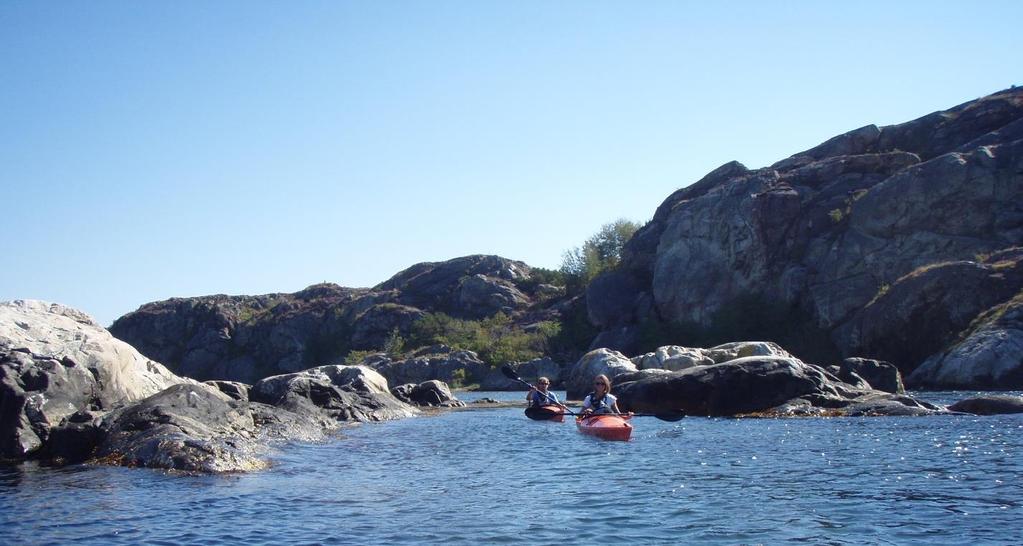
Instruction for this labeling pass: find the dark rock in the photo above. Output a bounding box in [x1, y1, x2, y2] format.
[836, 252, 1023, 375]
[94, 384, 271, 473]
[594, 87, 1023, 389]
[391, 380, 464, 407]
[205, 381, 250, 402]
[948, 395, 1023, 415]
[42, 410, 104, 465]
[908, 291, 1023, 388]
[613, 354, 942, 417]
[109, 255, 549, 384]
[839, 358, 905, 394]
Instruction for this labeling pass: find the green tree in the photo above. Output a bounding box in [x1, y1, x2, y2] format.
[560, 218, 641, 290]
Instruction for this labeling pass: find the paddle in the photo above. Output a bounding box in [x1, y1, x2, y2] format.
[500, 365, 685, 422]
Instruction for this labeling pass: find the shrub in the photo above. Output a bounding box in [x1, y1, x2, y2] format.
[408, 312, 559, 367]
[560, 218, 641, 293]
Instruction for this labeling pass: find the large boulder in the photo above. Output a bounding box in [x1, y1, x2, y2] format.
[948, 395, 1023, 415]
[390, 380, 465, 407]
[838, 358, 905, 394]
[564, 349, 639, 399]
[93, 384, 272, 473]
[631, 345, 714, 371]
[1, 300, 187, 461]
[250, 365, 418, 422]
[614, 354, 942, 417]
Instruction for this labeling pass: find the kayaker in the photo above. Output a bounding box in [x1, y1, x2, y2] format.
[580, 374, 629, 416]
[526, 377, 566, 409]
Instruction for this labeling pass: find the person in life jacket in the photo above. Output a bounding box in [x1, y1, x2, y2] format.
[580, 374, 630, 416]
[526, 376, 567, 409]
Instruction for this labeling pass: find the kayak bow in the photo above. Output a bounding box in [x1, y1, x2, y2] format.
[525, 405, 566, 422]
[576, 414, 633, 441]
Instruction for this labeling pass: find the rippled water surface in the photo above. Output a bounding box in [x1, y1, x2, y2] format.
[2, 391, 1022, 545]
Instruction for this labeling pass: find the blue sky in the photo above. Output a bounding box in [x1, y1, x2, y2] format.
[2, 1, 1020, 326]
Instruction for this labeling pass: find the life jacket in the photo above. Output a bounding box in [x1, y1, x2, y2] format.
[531, 390, 554, 407]
[586, 392, 609, 413]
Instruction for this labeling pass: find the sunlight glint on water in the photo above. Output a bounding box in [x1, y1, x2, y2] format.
[1, 391, 1021, 545]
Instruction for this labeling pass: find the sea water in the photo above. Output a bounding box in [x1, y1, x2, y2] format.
[1, 391, 1021, 545]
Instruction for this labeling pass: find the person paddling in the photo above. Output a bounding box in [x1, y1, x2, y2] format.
[580, 374, 630, 416]
[526, 376, 567, 409]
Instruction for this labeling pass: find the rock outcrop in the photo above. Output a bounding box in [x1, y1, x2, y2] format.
[1, 301, 422, 472]
[391, 380, 465, 407]
[109, 255, 554, 383]
[907, 291, 1023, 388]
[1, 300, 187, 461]
[595, 344, 941, 417]
[588, 87, 1023, 386]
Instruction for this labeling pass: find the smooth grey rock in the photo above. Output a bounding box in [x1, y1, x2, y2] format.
[564, 348, 639, 399]
[251, 365, 418, 422]
[391, 380, 464, 407]
[840, 358, 905, 394]
[1, 300, 187, 461]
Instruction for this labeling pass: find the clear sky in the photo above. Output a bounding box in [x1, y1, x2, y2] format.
[2, 1, 1020, 326]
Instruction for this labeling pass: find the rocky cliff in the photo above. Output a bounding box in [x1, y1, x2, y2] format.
[588, 87, 1023, 388]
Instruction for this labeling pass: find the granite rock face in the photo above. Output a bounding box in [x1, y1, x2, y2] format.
[1, 300, 187, 461]
[589, 87, 1023, 386]
[907, 292, 1023, 388]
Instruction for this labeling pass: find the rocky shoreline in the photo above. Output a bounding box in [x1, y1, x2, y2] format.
[3, 299, 1021, 474]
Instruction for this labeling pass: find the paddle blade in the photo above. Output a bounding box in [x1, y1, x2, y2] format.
[500, 365, 520, 380]
[653, 411, 686, 422]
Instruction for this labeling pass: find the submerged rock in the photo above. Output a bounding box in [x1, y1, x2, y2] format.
[948, 395, 1023, 415]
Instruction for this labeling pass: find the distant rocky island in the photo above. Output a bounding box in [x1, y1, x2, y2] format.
[2, 87, 1022, 473]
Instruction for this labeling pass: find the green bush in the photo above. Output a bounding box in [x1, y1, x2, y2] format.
[560, 218, 641, 294]
[408, 312, 559, 367]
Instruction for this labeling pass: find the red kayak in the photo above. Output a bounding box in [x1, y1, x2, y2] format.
[525, 405, 566, 423]
[576, 414, 633, 441]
